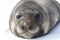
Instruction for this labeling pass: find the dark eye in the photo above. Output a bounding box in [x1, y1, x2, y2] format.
[16, 15, 21, 19]
[35, 13, 43, 20]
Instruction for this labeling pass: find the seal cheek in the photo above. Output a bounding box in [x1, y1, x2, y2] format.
[10, 20, 16, 34]
[42, 21, 50, 34]
[16, 25, 25, 34]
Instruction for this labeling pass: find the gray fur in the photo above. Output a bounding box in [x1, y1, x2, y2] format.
[9, 0, 60, 39]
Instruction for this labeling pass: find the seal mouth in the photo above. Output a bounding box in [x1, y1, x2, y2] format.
[14, 24, 42, 38]
[15, 29, 34, 38]
[20, 33, 34, 39]
[19, 28, 44, 39]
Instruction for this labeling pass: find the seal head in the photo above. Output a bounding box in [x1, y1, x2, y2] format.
[9, 0, 60, 39]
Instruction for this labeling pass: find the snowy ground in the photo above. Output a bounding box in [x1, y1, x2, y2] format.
[0, 0, 60, 40]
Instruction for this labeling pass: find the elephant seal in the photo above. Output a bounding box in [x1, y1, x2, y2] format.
[9, 0, 60, 39]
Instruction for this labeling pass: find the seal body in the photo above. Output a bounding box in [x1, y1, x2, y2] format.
[9, 0, 60, 39]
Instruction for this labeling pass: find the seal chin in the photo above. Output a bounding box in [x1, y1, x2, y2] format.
[21, 33, 33, 39]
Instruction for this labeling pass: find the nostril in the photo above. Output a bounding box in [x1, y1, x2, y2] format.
[29, 26, 33, 30]
[21, 26, 25, 30]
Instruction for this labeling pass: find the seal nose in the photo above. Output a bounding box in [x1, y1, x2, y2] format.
[21, 22, 33, 30]
[20, 19, 33, 30]
[21, 25, 33, 31]
[21, 26, 25, 30]
[24, 22, 33, 30]
[28, 25, 33, 30]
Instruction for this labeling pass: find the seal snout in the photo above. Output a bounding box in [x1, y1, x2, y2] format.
[18, 18, 40, 34]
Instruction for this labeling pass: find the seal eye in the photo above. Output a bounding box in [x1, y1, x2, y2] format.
[16, 15, 21, 19]
[35, 12, 43, 20]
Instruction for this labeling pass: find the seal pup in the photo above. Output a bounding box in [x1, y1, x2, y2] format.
[9, 0, 60, 39]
